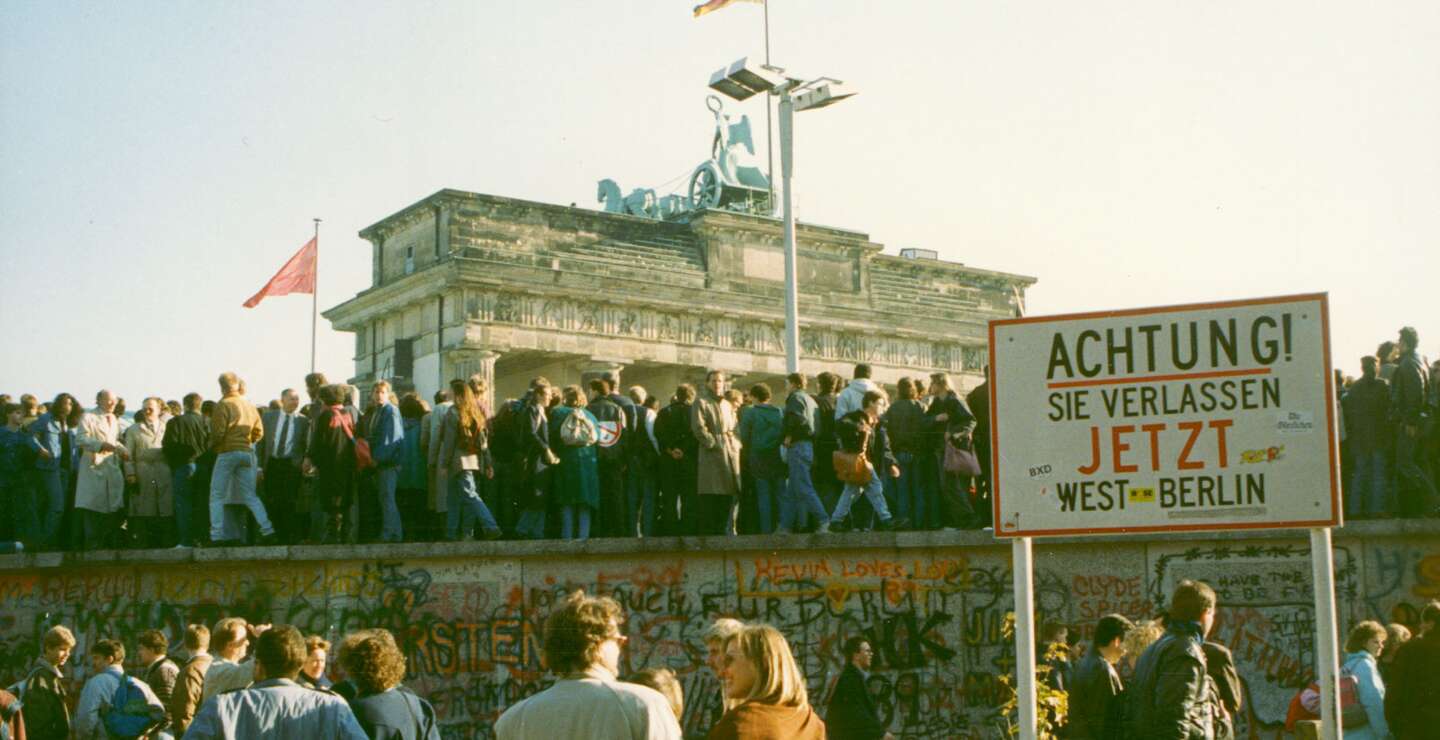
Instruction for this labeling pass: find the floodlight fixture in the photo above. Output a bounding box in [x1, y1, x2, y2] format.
[792, 79, 856, 112]
[708, 58, 789, 101]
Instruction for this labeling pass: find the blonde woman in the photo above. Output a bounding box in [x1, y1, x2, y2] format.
[709, 624, 825, 739]
[1122, 618, 1166, 673]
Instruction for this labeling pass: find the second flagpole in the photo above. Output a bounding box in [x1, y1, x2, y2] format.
[311, 218, 321, 374]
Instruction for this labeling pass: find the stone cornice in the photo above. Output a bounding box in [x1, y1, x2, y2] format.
[1, 518, 1430, 571]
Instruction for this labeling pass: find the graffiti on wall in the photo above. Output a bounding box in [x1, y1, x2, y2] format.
[0, 535, 1435, 739]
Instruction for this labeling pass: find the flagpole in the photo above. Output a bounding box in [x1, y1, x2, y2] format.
[311, 218, 321, 374]
[764, 0, 775, 213]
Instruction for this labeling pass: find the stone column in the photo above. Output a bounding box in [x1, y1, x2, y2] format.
[448, 348, 501, 411]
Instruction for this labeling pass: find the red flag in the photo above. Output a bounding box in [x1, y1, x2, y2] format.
[243, 237, 316, 308]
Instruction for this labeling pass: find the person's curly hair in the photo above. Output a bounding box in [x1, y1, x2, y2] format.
[338, 629, 407, 695]
[544, 590, 624, 674]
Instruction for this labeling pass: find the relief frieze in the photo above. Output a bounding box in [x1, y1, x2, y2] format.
[461, 289, 979, 370]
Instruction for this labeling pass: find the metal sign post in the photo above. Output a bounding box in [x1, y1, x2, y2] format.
[1011, 536, 1038, 740]
[1310, 527, 1341, 738]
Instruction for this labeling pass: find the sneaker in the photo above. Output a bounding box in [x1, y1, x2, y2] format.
[172, 544, 193, 550]
[774, 527, 792, 535]
[813, 521, 831, 535]
[258, 533, 280, 546]
[828, 519, 851, 534]
[481, 527, 503, 540]
[877, 516, 910, 531]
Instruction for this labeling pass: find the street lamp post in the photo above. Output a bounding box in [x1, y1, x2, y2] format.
[778, 89, 799, 373]
[708, 59, 854, 374]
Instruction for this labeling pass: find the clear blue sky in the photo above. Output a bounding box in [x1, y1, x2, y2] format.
[3, 1, 1437, 406]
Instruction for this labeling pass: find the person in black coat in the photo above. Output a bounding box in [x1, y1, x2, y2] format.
[827, 636, 891, 740]
[1068, 614, 1134, 740]
[1127, 581, 1221, 740]
[923, 373, 977, 529]
[655, 385, 699, 536]
[513, 378, 558, 540]
[305, 384, 358, 545]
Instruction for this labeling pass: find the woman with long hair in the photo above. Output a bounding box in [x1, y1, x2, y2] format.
[709, 624, 825, 739]
[438, 379, 500, 540]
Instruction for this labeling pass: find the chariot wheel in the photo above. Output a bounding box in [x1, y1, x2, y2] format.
[689, 163, 722, 210]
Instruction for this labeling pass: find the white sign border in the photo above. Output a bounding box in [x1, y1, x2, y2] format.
[987, 292, 1342, 539]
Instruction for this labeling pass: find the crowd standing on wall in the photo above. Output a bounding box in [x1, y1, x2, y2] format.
[0, 324, 1432, 550]
[1337, 326, 1440, 520]
[0, 360, 998, 550]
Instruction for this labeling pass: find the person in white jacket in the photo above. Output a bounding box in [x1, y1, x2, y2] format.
[75, 390, 129, 549]
[833, 364, 881, 420]
[496, 590, 681, 740]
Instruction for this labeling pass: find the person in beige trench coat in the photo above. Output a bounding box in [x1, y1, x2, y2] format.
[76, 389, 129, 549]
[124, 397, 173, 547]
[691, 370, 742, 535]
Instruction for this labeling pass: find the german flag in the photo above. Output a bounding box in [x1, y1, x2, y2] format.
[693, 0, 762, 18]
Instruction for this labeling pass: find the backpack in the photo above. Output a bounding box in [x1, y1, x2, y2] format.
[102, 675, 164, 739]
[560, 410, 598, 447]
[1294, 659, 1369, 729]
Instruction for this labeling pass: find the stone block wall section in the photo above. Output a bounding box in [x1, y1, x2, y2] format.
[1, 520, 1436, 739]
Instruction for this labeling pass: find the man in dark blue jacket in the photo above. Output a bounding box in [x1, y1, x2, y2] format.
[366, 381, 406, 543]
[27, 394, 72, 549]
[780, 373, 829, 534]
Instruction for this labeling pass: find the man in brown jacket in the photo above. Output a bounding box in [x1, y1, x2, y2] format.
[169, 624, 213, 735]
[690, 370, 742, 536]
[207, 372, 276, 545]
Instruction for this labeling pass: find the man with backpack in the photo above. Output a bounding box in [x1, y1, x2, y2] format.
[136, 630, 179, 736]
[587, 378, 630, 538]
[73, 639, 165, 740]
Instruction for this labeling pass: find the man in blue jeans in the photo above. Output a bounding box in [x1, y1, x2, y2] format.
[829, 390, 909, 532]
[163, 392, 210, 547]
[208, 372, 276, 546]
[779, 373, 830, 534]
[366, 381, 406, 542]
[27, 394, 72, 548]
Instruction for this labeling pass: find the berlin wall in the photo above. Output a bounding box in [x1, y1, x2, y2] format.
[1, 521, 1436, 739]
